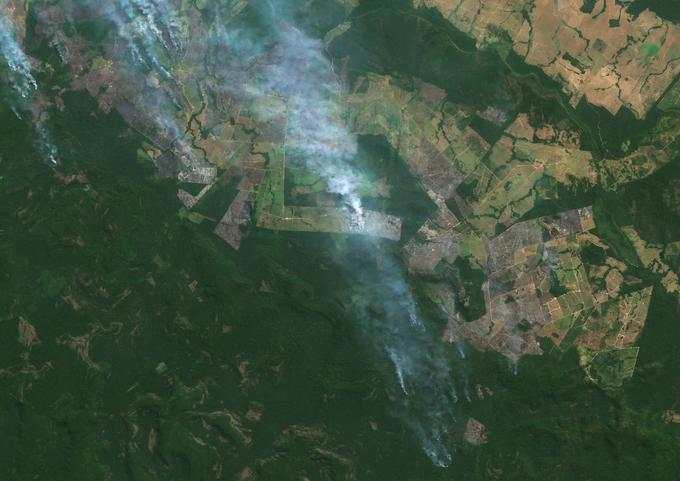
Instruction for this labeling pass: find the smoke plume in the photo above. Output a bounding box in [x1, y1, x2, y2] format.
[27, 0, 464, 465]
[0, 3, 57, 165]
[211, 1, 461, 465]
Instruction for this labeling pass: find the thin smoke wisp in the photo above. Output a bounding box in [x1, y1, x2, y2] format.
[0, 4, 58, 165]
[213, 2, 463, 465]
[23, 0, 466, 465]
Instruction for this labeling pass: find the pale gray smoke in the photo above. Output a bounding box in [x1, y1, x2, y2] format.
[104, 0, 179, 75]
[28, 0, 462, 465]
[210, 2, 461, 464]
[0, 12, 36, 98]
[212, 2, 366, 219]
[351, 248, 458, 467]
[89, 0, 211, 178]
[0, 4, 57, 165]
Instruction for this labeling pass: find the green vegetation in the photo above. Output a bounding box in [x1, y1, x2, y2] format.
[628, 0, 680, 22]
[3, 0, 680, 479]
[450, 257, 487, 322]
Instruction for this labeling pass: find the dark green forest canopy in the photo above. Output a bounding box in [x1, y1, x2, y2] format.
[1, 0, 680, 480]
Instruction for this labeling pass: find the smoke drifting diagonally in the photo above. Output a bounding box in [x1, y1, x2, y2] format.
[107, 0, 180, 75]
[29, 0, 462, 464]
[213, 5, 365, 218]
[214, 2, 460, 466]
[0, 5, 57, 165]
[90, 0, 213, 178]
[0, 12, 36, 99]
[352, 249, 460, 467]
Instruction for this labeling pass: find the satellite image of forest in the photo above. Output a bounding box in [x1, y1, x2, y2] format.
[2, 0, 680, 479]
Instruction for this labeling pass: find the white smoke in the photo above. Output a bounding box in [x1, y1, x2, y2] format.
[212, 5, 366, 219]
[357, 253, 458, 467]
[0, 4, 57, 165]
[83, 0, 213, 178]
[102, 0, 180, 75]
[212, 2, 460, 466]
[0, 12, 36, 98]
[24, 0, 463, 465]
